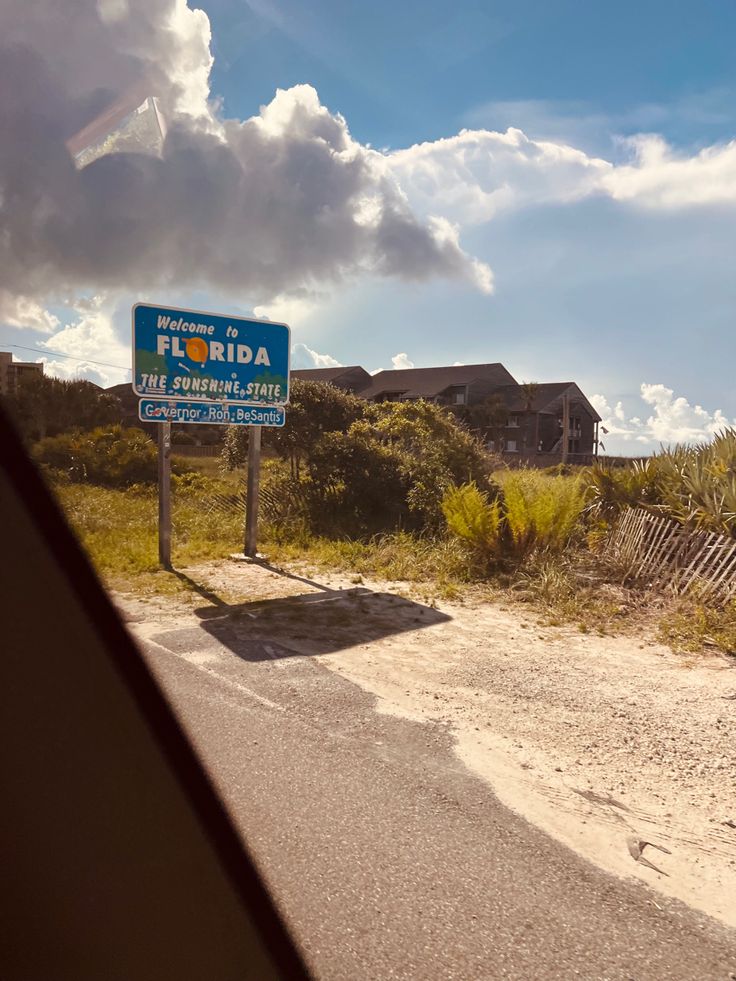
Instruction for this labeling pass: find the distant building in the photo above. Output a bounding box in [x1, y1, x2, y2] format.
[0, 352, 44, 397]
[492, 381, 600, 459]
[105, 382, 138, 423]
[292, 362, 602, 461]
[357, 362, 516, 405]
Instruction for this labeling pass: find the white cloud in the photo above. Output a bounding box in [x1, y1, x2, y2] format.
[639, 383, 734, 443]
[39, 358, 115, 389]
[0, 2, 492, 315]
[591, 384, 736, 453]
[39, 297, 130, 386]
[388, 127, 610, 225]
[387, 126, 736, 227]
[601, 135, 736, 208]
[164, 0, 214, 120]
[5, 0, 735, 414]
[97, 0, 129, 25]
[253, 293, 319, 327]
[0, 293, 60, 333]
[462, 91, 736, 158]
[291, 342, 342, 369]
[391, 352, 414, 370]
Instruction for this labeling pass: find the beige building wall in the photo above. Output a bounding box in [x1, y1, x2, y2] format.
[0, 353, 44, 396]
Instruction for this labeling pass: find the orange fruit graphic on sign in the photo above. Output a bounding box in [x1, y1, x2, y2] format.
[185, 337, 209, 363]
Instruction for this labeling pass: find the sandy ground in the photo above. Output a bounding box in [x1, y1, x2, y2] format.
[119, 557, 736, 931]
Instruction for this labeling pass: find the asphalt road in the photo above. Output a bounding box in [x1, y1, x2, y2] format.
[132, 599, 736, 981]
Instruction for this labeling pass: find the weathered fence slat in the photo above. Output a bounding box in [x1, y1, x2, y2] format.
[708, 543, 736, 598]
[698, 541, 736, 601]
[605, 508, 736, 604]
[679, 532, 718, 594]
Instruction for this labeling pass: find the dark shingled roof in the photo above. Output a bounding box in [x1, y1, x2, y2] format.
[360, 363, 517, 401]
[495, 383, 601, 421]
[291, 366, 360, 383]
[105, 382, 137, 416]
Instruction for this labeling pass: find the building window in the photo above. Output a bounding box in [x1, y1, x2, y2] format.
[453, 391, 466, 405]
[507, 415, 520, 427]
[506, 440, 518, 453]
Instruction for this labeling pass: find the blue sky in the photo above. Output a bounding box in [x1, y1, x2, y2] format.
[206, 0, 736, 151]
[2, 0, 735, 453]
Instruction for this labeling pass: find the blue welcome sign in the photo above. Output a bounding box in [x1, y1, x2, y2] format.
[132, 303, 290, 405]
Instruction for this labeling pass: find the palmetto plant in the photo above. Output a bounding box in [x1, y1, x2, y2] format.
[584, 458, 661, 519]
[655, 430, 736, 537]
[585, 430, 736, 539]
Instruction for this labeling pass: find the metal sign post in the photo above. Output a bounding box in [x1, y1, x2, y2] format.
[158, 421, 172, 569]
[245, 426, 262, 558]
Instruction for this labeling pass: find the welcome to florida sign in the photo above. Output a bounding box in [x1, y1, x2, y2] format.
[132, 303, 290, 405]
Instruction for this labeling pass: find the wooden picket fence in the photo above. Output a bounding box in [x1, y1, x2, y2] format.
[202, 483, 295, 519]
[170, 444, 222, 458]
[604, 507, 736, 604]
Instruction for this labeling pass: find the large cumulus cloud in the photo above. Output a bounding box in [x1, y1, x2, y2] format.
[0, 0, 491, 327]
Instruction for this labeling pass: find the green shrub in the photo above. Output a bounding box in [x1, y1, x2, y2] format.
[35, 426, 183, 487]
[658, 598, 736, 654]
[222, 378, 365, 475]
[443, 472, 584, 565]
[300, 402, 493, 535]
[513, 557, 577, 606]
[228, 385, 494, 538]
[171, 429, 197, 445]
[2, 375, 122, 443]
[306, 426, 410, 534]
[170, 471, 228, 494]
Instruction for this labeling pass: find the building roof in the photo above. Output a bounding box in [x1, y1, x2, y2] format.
[360, 363, 517, 401]
[105, 382, 137, 413]
[495, 382, 602, 421]
[291, 366, 362, 383]
[107, 369, 600, 422]
[106, 383, 132, 397]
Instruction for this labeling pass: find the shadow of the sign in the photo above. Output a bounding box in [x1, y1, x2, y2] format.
[173, 567, 451, 662]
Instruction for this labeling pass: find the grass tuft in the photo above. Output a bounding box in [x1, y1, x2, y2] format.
[658, 600, 736, 655]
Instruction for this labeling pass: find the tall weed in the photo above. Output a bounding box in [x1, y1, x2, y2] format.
[498, 470, 586, 556]
[441, 482, 502, 561]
